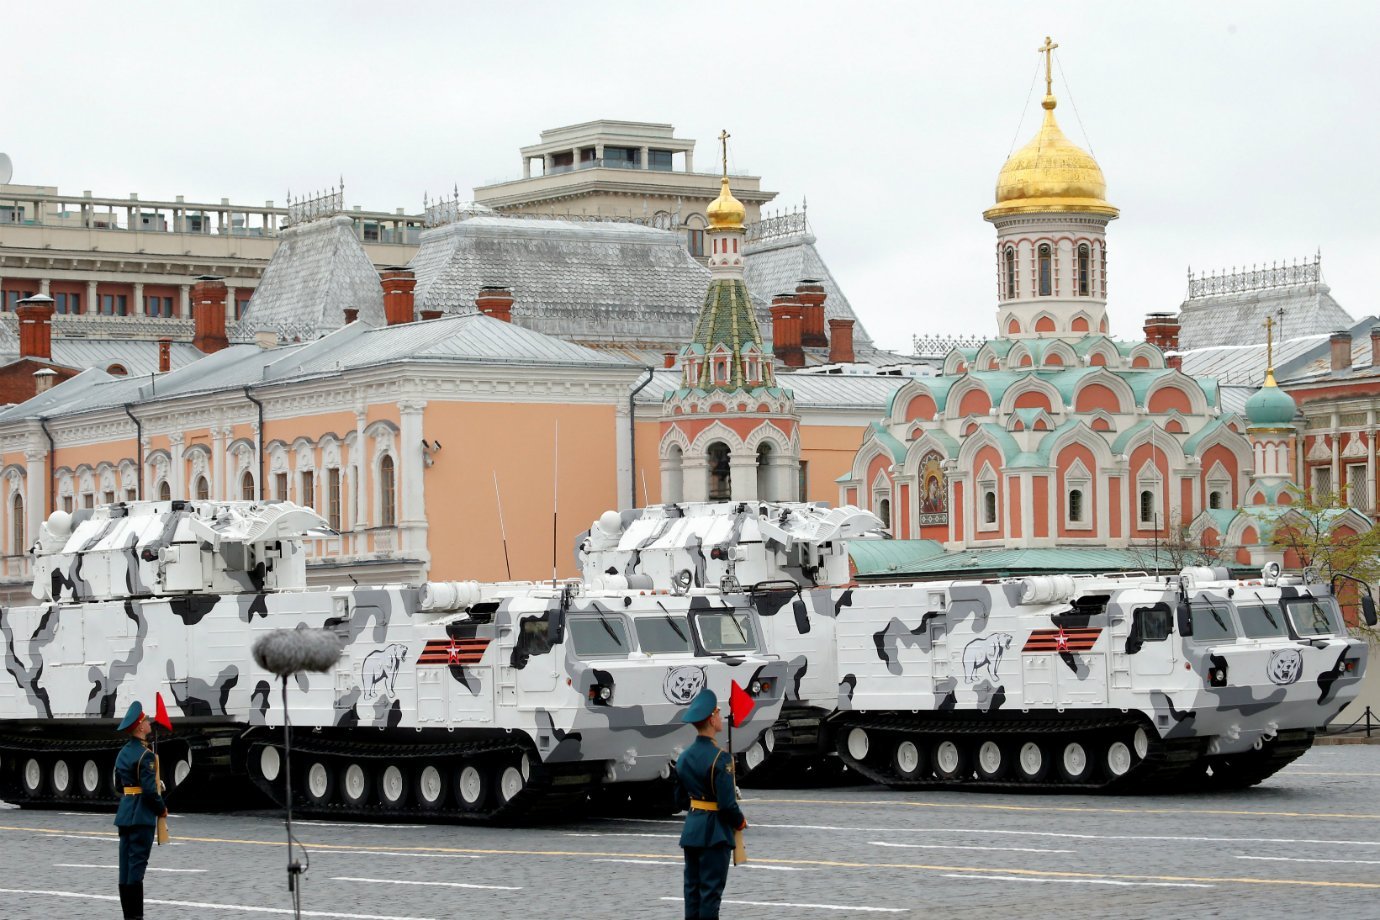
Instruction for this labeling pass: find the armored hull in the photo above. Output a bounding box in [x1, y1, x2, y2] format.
[579, 501, 1369, 791]
[0, 501, 785, 821]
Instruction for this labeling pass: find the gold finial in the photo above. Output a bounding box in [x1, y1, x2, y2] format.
[718, 129, 730, 179]
[1263, 315, 1277, 386]
[1038, 36, 1059, 97]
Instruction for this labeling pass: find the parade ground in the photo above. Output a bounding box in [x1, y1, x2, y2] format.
[0, 744, 1376, 919]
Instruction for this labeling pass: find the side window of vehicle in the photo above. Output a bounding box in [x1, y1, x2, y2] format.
[1131, 604, 1173, 644]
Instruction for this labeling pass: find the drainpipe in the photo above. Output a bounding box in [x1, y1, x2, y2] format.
[123, 405, 142, 500]
[628, 368, 656, 508]
[244, 386, 265, 500]
[39, 418, 55, 516]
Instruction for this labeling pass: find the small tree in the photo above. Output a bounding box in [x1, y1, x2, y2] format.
[1126, 506, 1224, 574]
[1272, 494, 1380, 635]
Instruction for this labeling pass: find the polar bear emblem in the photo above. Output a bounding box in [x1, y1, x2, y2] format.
[963, 633, 1012, 684]
[361, 643, 408, 699]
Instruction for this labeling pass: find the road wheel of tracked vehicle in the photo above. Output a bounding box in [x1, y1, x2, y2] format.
[340, 762, 370, 807]
[377, 764, 409, 809]
[763, 729, 776, 753]
[498, 756, 527, 805]
[1015, 741, 1049, 783]
[171, 756, 192, 792]
[454, 761, 488, 813]
[893, 740, 926, 780]
[743, 741, 767, 772]
[50, 759, 72, 796]
[845, 728, 870, 762]
[1105, 741, 1134, 779]
[415, 764, 446, 811]
[258, 746, 282, 784]
[21, 757, 44, 797]
[1057, 740, 1095, 784]
[975, 740, 1009, 781]
[80, 758, 103, 798]
[303, 760, 335, 807]
[932, 739, 970, 782]
[1133, 726, 1151, 760]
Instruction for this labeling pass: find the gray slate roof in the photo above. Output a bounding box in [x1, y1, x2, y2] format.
[635, 368, 905, 410]
[1177, 281, 1352, 352]
[410, 216, 711, 347]
[1177, 334, 1330, 386]
[743, 229, 873, 344]
[0, 339, 204, 380]
[237, 215, 386, 342]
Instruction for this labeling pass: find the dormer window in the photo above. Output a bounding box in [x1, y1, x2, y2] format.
[745, 351, 761, 385]
[712, 355, 730, 384]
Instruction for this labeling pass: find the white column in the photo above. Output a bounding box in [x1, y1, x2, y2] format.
[683, 459, 709, 502]
[24, 448, 45, 547]
[38, 279, 50, 295]
[132, 282, 144, 316]
[397, 400, 429, 563]
[178, 284, 191, 319]
[1368, 409, 1376, 513]
[211, 426, 226, 500]
[1020, 472, 1035, 545]
[169, 433, 185, 499]
[85, 280, 98, 315]
[615, 401, 632, 509]
[730, 457, 758, 502]
[773, 458, 798, 503]
[352, 407, 366, 534]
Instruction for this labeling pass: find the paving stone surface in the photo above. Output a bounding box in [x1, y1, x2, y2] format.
[2, 745, 1378, 919]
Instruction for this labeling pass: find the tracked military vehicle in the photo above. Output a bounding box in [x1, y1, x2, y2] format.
[0, 500, 786, 820]
[579, 501, 1370, 791]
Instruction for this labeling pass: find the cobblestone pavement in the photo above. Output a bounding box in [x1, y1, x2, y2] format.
[2, 745, 1379, 919]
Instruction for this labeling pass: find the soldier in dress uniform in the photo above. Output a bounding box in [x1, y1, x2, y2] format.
[674, 688, 745, 920]
[113, 701, 166, 919]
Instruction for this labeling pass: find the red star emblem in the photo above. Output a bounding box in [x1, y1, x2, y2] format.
[447, 642, 462, 665]
[1054, 628, 1070, 652]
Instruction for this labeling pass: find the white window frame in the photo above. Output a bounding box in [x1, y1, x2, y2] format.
[1312, 466, 1334, 501]
[977, 463, 999, 532]
[1137, 460, 1163, 528]
[1064, 459, 1092, 530]
[1346, 463, 1368, 512]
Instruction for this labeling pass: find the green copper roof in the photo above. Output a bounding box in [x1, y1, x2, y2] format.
[850, 543, 1253, 581]
[684, 277, 773, 391]
[1245, 381, 1298, 426]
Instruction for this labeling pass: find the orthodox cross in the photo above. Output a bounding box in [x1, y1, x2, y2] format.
[719, 129, 730, 178]
[1264, 315, 1275, 372]
[1038, 36, 1059, 95]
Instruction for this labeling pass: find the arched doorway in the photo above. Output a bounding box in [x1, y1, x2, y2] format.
[756, 443, 773, 500]
[707, 442, 731, 500]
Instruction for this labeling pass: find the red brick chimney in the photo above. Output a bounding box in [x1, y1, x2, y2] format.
[380, 267, 416, 326]
[1331, 330, 1353, 373]
[770, 293, 805, 368]
[1370, 326, 1380, 367]
[476, 285, 514, 323]
[16, 295, 55, 360]
[1143, 312, 1182, 370]
[191, 276, 229, 353]
[663, 351, 677, 369]
[343, 308, 359, 324]
[795, 280, 828, 348]
[420, 310, 443, 321]
[828, 318, 855, 364]
[158, 338, 171, 373]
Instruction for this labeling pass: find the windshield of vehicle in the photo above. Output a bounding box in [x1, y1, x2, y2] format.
[1284, 596, 1345, 637]
[694, 611, 759, 654]
[568, 615, 631, 658]
[1234, 602, 1290, 639]
[1194, 601, 1237, 641]
[635, 614, 694, 654]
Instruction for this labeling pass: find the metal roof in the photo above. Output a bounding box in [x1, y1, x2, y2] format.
[637, 368, 904, 410]
[1177, 280, 1353, 352]
[743, 229, 872, 344]
[849, 543, 1236, 581]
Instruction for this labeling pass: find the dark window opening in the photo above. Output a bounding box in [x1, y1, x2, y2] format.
[707, 442, 731, 501]
[1038, 244, 1052, 296]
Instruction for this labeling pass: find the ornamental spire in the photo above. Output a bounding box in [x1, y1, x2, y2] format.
[1038, 36, 1059, 104]
[1263, 315, 1277, 386]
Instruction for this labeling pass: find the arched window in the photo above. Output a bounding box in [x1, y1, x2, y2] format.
[1004, 247, 1016, 299]
[106, 363, 128, 376]
[686, 228, 704, 258]
[11, 492, 23, 553]
[756, 443, 773, 501]
[878, 498, 891, 529]
[195, 476, 210, 501]
[1100, 246, 1108, 297]
[707, 442, 731, 501]
[241, 470, 256, 501]
[327, 468, 342, 530]
[379, 455, 396, 526]
[1139, 489, 1155, 526]
[158, 480, 171, 502]
[1038, 244, 1052, 296]
[1077, 244, 1090, 296]
[1209, 490, 1223, 510]
[983, 489, 998, 525]
[1068, 488, 1084, 523]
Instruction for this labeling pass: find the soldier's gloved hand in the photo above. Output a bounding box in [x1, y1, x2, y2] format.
[160, 808, 169, 818]
[737, 818, 748, 830]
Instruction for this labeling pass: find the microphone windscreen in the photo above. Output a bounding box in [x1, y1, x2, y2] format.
[253, 627, 344, 677]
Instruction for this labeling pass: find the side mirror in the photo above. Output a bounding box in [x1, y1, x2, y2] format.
[1363, 593, 1378, 628]
[1176, 600, 1194, 637]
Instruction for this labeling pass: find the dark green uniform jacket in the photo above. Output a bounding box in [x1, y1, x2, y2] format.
[676, 735, 743, 849]
[113, 739, 165, 828]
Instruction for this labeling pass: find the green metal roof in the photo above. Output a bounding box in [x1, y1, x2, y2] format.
[869, 421, 908, 464]
[847, 538, 947, 576]
[851, 544, 1252, 581]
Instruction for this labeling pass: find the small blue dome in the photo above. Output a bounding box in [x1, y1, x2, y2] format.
[1246, 376, 1297, 427]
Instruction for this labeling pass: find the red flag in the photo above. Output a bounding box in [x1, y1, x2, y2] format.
[728, 680, 755, 729]
[154, 692, 173, 731]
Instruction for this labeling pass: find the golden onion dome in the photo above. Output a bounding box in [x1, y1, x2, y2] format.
[984, 94, 1118, 220]
[707, 176, 746, 230]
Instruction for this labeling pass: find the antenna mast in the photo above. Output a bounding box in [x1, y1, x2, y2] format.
[493, 471, 512, 580]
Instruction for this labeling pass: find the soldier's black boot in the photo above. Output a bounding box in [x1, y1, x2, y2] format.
[128, 881, 144, 919]
[117, 884, 130, 917]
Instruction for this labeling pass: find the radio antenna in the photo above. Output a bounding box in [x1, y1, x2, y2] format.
[493, 471, 512, 580]
[552, 420, 560, 588]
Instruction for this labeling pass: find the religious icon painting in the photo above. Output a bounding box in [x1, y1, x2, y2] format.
[917, 451, 948, 525]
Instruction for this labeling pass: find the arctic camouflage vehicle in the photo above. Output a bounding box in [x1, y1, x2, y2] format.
[579, 501, 1371, 791]
[0, 500, 786, 821]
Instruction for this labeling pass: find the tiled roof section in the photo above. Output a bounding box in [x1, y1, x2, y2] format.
[743, 229, 872, 344]
[1177, 333, 1329, 386]
[0, 340, 204, 379]
[634, 368, 902, 410]
[685, 278, 772, 390]
[1176, 280, 1353, 351]
[1276, 315, 1380, 383]
[237, 215, 386, 342]
[410, 216, 711, 348]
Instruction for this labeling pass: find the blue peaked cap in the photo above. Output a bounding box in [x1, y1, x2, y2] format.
[681, 687, 718, 724]
[117, 700, 145, 733]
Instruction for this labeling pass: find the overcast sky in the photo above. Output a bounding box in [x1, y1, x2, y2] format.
[4, 2, 1377, 352]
